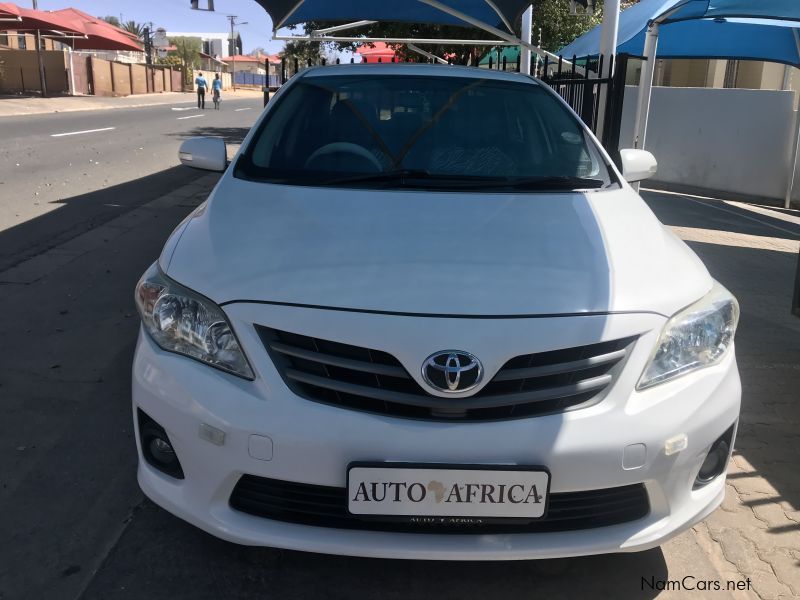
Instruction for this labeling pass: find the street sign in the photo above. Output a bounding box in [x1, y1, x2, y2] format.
[152, 28, 169, 49]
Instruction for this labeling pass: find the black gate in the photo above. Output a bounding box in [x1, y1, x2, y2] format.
[538, 53, 635, 166]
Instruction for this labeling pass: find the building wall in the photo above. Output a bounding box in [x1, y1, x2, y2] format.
[0, 49, 68, 93]
[620, 85, 799, 202]
[0, 31, 59, 51]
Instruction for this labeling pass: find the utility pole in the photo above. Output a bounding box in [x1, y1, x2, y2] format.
[228, 15, 237, 91]
[226, 15, 246, 91]
[31, 0, 47, 97]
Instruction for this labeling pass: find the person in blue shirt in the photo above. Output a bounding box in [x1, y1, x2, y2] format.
[212, 73, 222, 109]
[195, 72, 208, 109]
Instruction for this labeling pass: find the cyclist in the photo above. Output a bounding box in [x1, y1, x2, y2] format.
[212, 73, 222, 109]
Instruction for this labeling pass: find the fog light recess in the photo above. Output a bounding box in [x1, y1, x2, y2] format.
[694, 424, 735, 489]
[138, 409, 185, 479]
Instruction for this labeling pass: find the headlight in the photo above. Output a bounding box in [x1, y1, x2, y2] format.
[637, 281, 739, 390]
[135, 264, 254, 379]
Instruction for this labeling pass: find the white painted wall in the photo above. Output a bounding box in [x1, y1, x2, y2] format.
[619, 86, 799, 202]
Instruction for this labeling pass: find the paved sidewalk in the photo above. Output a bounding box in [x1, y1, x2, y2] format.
[645, 192, 800, 600]
[0, 89, 264, 118]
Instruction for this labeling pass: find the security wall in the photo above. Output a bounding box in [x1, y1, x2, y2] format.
[620, 86, 799, 203]
[0, 49, 68, 94]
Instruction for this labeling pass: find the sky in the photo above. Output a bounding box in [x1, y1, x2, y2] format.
[34, 0, 286, 54]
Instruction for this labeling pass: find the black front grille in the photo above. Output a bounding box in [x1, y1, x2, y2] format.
[257, 326, 635, 421]
[230, 475, 650, 534]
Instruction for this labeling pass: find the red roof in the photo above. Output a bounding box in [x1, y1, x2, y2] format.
[52, 7, 142, 51]
[0, 3, 85, 35]
[224, 53, 280, 64]
[356, 42, 400, 63]
[0, 2, 21, 17]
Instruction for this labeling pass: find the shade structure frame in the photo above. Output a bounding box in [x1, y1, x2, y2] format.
[255, 0, 546, 33]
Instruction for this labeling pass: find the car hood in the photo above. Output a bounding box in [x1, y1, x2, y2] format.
[163, 175, 711, 317]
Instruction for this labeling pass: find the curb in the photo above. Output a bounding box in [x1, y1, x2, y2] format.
[0, 90, 265, 119]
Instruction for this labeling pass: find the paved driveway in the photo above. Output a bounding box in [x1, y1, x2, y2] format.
[0, 182, 797, 600]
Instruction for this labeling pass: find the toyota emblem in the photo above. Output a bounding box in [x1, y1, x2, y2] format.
[422, 351, 483, 393]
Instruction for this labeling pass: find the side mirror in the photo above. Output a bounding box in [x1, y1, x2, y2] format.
[178, 137, 226, 172]
[619, 149, 657, 183]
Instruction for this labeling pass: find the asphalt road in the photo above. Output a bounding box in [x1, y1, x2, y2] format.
[0, 94, 263, 272]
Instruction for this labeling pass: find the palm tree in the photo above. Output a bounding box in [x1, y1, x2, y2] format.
[122, 20, 146, 40]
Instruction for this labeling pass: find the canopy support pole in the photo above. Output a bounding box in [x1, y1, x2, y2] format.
[631, 21, 659, 191]
[632, 22, 659, 150]
[596, 0, 621, 141]
[274, 34, 514, 46]
[786, 98, 800, 209]
[785, 30, 800, 208]
[67, 45, 76, 96]
[417, 0, 583, 73]
[520, 5, 532, 75]
[311, 21, 376, 35]
[408, 43, 448, 64]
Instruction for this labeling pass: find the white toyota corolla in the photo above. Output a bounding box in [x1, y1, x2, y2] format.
[133, 64, 740, 560]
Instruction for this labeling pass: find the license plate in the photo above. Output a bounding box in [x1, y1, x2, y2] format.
[347, 464, 550, 519]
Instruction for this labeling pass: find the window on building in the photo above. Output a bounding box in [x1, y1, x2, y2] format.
[18, 34, 27, 49]
[0, 32, 9, 47]
[724, 60, 740, 88]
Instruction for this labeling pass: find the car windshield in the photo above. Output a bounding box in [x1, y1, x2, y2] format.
[236, 72, 614, 191]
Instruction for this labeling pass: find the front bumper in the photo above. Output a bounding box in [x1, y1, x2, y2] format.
[132, 305, 741, 560]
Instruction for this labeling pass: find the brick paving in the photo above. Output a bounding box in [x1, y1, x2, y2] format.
[646, 191, 800, 600]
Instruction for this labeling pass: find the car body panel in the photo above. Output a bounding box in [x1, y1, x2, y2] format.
[165, 174, 710, 318]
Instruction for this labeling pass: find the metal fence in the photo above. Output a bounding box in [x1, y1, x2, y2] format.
[234, 71, 267, 87]
[538, 53, 636, 165]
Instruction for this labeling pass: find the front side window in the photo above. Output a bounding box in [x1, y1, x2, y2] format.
[236, 74, 614, 191]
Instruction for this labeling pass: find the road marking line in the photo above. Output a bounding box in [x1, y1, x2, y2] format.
[234, 107, 252, 112]
[51, 127, 115, 138]
[171, 107, 197, 112]
[177, 114, 205, 120]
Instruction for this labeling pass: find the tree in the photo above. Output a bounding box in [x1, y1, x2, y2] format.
[278, 1, 639, 65]
[532, 0, 639, 53]
[281, 38, 323, 67]
[285, 22, 491, 65]
[100, 16, 121, 28]
[122, 20, 146, 40]
[249, 47, 269, 57]
[169, 36, 202, 84]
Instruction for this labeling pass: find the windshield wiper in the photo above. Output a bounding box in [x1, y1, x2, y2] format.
[318, 171, 605, 190]
[453, 176, 606, 190]
[319, 169, 440, 186]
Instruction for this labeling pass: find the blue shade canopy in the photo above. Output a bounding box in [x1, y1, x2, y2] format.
[663, 0, 800, 23]
[253, 0, 550, 31]
[560, 0, 800, 67]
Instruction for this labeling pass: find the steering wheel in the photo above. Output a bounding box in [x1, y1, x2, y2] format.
[305, 142, 383, 171]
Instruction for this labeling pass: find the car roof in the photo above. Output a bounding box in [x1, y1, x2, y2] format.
[300, 62, 540, 85]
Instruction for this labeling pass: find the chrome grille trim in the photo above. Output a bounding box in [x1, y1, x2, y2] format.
[257, 326, 636, 421]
